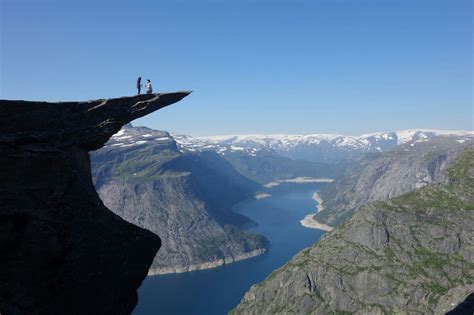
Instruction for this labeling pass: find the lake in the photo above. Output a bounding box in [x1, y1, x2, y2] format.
[134, 183, 327, 315]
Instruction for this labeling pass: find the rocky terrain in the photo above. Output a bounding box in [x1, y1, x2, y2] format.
[233, 149, 474, 314]
[91, 124, 269, 274]
[0, 93, 189, 314]
[314, 136, 474, 227]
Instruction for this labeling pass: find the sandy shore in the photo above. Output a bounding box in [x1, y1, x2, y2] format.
[300, 214, 334, 231]
[264, 177, 334, 188]
[312, 192, 324, 212]
[147, 248, 267, 276]
[254, 193, 271, 200]
[300, 191, 334, 231]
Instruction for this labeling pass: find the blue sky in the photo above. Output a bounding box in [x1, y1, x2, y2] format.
[1, 0, 472, 136]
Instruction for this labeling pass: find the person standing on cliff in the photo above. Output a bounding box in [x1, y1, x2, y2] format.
[136, 77, 142, 95]
[146, 79, 153, 94]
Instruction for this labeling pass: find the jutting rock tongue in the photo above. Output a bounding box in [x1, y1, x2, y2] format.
[0, 92, 191, 314]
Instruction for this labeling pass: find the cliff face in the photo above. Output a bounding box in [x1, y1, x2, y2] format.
[0, 93, 190, 314]
[233, 149, 474, 314]
[91, 124, 269, 274]
[316, 137, 472, 226]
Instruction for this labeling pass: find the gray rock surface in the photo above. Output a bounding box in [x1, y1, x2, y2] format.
[0, 93, 189, 314]
[233, 149, 474, 315]
[91, 124, 269, 274]
[316, 137, 473, 226]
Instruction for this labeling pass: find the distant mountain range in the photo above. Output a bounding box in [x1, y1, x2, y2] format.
[174, 130, 472, 163]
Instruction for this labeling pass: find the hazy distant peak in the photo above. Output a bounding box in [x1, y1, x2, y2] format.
[172, 129, 473, 163]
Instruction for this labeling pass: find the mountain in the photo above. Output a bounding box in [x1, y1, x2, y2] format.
[0, 93, 189, 314]
[233, 148, 474, 314]
[314, 136, 474, 226]
[176, 130, 473, 164]
[174, 134, 344, 184]
[91, 124, 269, 274]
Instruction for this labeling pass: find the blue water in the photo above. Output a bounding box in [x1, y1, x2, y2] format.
[134, 183, 326, 315]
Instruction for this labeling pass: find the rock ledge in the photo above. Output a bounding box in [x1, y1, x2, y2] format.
[0, 92, 190, 314]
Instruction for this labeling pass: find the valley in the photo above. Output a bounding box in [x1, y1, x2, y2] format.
[4, 3, 472, 314]
[134, 183, 328, 315]
[91, 125, 473, 314]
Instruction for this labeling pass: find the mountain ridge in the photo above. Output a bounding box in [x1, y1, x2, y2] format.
[173, 129, 473, 163]
[233, 148, 474, 314]
[313, 137, 473, 226]
[195, 129, 472, 141]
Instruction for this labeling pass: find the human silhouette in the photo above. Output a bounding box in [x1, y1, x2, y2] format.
[136, 77, 142, 95]
[146, 79, 153, 94]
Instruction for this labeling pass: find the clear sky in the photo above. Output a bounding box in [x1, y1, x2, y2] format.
[1, 0, 472, 136]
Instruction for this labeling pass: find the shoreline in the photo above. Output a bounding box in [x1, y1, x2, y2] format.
[264, 177, 334, 188]
[150, 191, 272, 276]
[312, 192, 324, 212]
[254, 193, 271, 200]
[300, 191, 334, 232]
[148, 188, 330, 276]
[147, 248, 267, 276]
[300, 214, 334, 231]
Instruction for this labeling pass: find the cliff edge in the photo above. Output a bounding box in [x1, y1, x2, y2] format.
[0, 92, 190, 314]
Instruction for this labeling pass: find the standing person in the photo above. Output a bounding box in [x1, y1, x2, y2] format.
[146, 79, 153, 94]
[136, 77, 142, 95]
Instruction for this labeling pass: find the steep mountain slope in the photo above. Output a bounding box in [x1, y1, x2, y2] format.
[177, 130, 472, 164]
[233, 149, 474, 314]
[0, 93, 189, 314]
[91, 125, 268, 274]
[314, 137, 473, 226]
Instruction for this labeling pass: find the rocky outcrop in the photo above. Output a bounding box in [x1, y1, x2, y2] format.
[0, 93, 190, 314]
[315, 137, 473, 226]
[91, 124, 269, 274]
[233, 149, 474, 314]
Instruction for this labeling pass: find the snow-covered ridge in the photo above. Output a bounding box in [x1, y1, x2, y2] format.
[107, 125, 472, 163]
[105, 125, 175, 149]
[176, 129, 472, 151]
[198, 129, 472, 144]
[173, 129, 473, 162]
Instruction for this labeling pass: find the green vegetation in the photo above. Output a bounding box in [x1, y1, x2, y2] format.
[372, 149, 474, 215]
[427, 283, 448, 305]
[93, 146, 184, 183]
[388, 184, 474, 213]
[414, 248, 449, 270]
[223, 225, 269, 248]
[446, 149, 474, 182]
